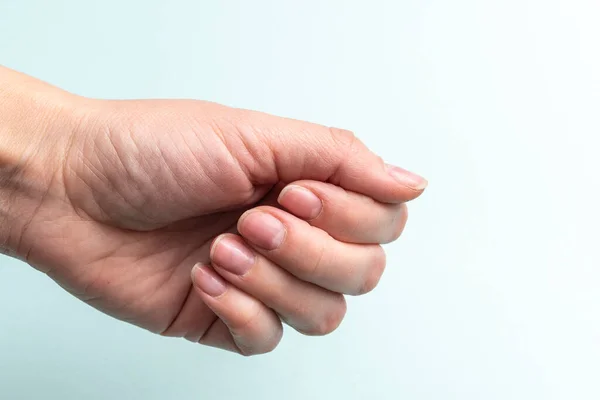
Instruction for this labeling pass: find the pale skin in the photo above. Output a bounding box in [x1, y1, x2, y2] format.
[0, 66, 427, 355]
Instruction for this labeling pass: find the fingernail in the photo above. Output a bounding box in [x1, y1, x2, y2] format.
[277, 185, 323, 220]
[385, 164, 428, 190]
[191, 264, 227, 297]
[211, 235, 255, 276]
[238, 211, 286, 250]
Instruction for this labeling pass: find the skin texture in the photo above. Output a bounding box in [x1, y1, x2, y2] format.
[0, 66, 426, 355]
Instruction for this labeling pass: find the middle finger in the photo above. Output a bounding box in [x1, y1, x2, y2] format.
[236, 206, 387, 295]
[277, 180, 409, 244]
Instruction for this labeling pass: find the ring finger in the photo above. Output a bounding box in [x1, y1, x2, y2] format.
[210, 233, 347, 336]
[237, 206, 387, 295]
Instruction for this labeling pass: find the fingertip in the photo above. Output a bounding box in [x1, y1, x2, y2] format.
[385, 164, 428, 192]
[329, 145, 427, 203]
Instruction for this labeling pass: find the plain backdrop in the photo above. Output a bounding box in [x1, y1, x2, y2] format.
[1, 1, 599, 399]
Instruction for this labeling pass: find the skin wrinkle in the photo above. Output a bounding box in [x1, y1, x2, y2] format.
[306, 229, 329, 280]
[123, 120, 163, 203]
[160, 215, 242, 336]
[60, 124, 111, 224]
[1, 155, 46, 257]
[56, 98, 87, 197]
[273, 125, 315, 185]
[90, 127, 168, 229]
[85, 249, 183, 330]
[155, 140, 188, 206]
[155, 269, 206, 334]
[229, 294, 265, 333]
[206, 117, 261, 200]
[160, 282, 195, 337]
[11, 145, 66, 264]
[79, 222, 207, 316]
[156, 118, 227, 209]
[68, 162, 112, 222]
[230, 305, 278, 356]
[189, 312, 218, 343]
[295, 296, 345, 336]
[386, 204, 404, 243]
[104, 123, 160, 227]
[206, 118, 248, 177]
[185, 119, 239, 202]
[326, 127, 361, 188]
[77, 112, 152, 227]
[231, 120, 277, 186]
[0, 176, 47, 256]
[325, 187, 356, 238]
[83, 150, 144, 226]
[173, 118, 210, 180]
[197, 315, 227, 346]
[69, 130, 130, 223]
[0, 176, 24, 254]
[64, 245, 124, 296]
[118, 275, 172, 332]
[19, 171, 60, 265]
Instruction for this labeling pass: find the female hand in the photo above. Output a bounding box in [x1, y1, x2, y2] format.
[0, 66, 426, 355]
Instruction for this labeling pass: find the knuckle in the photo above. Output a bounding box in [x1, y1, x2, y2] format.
[262, 326, 284, 354]
[238, 325, 282, 357]
[328, 127, 357, 144]
[237, 337, 278, 357]
[357, 246, 387, 295]
[236, 345, 256, 357]
[385, 203, 409, 243]
[231, 301, 264, 333]
[305, 295, 347, 336]
[300, 232, 329, 278]
[328, 127, 361, 159]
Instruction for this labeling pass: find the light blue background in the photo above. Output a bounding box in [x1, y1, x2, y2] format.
[1, 1, 599, 399]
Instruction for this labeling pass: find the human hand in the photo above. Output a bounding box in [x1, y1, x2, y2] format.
[0, 66, 427, 354]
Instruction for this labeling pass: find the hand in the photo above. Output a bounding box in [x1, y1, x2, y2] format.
[0, 66, 427, 354]
[193, 180, 411, 354]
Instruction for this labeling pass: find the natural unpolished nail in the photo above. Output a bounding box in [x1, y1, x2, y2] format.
[192, 264, 227, 297]
[211, 236, 255, 276]
[385, 164, 428, 190]
[277, 185, 323, 220]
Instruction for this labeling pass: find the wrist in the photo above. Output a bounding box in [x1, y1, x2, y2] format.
[0, 67, 80, 258]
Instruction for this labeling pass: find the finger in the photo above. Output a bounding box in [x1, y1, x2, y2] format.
[277, 180, 409, 244]
[210, 234, 347, 336]
[237, 207, 386, 295]
[227, 111, 428, 204]
[191, 263, 282, 356]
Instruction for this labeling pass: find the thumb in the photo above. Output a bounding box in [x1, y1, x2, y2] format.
[223, 108, 428, 204]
